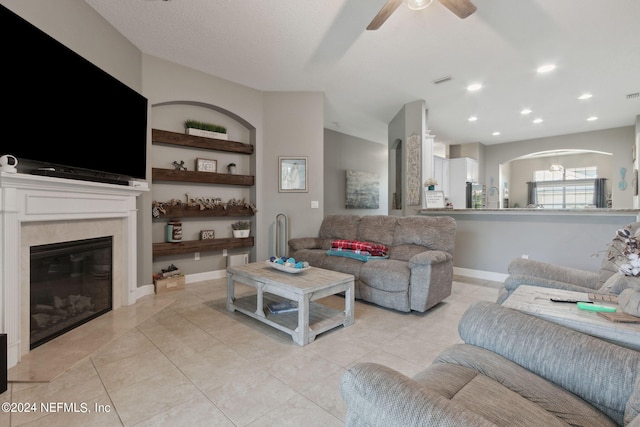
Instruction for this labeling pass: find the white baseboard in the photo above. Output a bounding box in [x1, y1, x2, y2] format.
[185, 269, 227, 283]
[133, 269, 226, 303]
[133, 283, 155, 301]
[454, 267, 508, 283]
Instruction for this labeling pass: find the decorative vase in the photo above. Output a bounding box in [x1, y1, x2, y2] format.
[428, 185, 435, 191]
[233, 229, 250, 238]
[227, 166, 236, 174]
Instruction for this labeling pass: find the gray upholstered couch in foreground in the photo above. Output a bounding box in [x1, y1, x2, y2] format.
[341, 301, 640, 427]
[288, 215, 455, 312]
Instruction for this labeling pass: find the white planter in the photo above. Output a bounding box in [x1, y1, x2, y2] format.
[233, 229, 250, 238]
[186, 128, 228, 140]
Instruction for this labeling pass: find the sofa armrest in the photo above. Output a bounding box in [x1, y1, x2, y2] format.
[458, 302, 640, 424]
[408, 250, 452, 268]
[508, 258, 599, 288]
[340, 362, 496, 427]
[288, 237, 322, 252]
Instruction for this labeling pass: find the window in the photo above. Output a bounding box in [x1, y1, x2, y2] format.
[533, 166, 597, 209]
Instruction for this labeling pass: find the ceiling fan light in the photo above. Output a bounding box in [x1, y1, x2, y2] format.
[403, 0, 434, 11]
[536, 64, 556, 73]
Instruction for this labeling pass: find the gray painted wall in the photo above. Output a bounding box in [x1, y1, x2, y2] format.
[324, 129, 388, 216]
[262, 92, 325, 256]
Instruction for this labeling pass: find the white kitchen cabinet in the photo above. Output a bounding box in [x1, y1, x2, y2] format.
[433, 156, 450, 197]
[448, 157, 478, 209]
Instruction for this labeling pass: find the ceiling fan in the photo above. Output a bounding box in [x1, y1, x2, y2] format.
[367, 0, 476, 30]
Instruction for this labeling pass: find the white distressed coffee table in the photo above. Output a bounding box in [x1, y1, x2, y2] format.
[226, 262, 354, 345]
[502, 285, 640, 350]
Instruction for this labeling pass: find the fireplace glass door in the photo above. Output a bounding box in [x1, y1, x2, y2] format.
[30, 236, 113, 349]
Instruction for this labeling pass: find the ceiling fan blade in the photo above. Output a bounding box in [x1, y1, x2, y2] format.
[438, 0, 476, 19]
[367, 0, 403, 30]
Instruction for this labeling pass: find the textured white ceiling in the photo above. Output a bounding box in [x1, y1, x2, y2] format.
[85, 0, 640, 145]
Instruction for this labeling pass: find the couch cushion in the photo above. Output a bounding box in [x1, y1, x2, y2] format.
[459, 302, 640, 425]
[389, 244, 427, 262]
[430, 344, 616, 426]
[359, 260, 409, 292]
[321, 255, 363, 279]
[319, 215, 362, 246]
[357, 215, 397, 246]
[414, 361, 615, 427]
[394, 216, 456, 255]
[627, 375, 640, 425]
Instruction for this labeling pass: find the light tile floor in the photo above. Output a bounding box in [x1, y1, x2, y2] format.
[0, 275, 501, 426]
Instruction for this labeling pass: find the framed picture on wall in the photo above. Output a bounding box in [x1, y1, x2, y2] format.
[279, 156, 308, 192]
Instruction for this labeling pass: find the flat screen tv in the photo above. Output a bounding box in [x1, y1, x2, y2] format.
[1, 5, 148, 184]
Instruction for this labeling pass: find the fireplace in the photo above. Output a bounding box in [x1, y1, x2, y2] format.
[0, 171, 148, 368]
[30, 237, 113, 349]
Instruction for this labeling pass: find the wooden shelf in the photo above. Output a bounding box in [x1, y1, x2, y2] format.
[153, 205, 254, 219]
[152, 128, 254, 154]
[152, 168, 255, 186]
[153, 237, 254, 258]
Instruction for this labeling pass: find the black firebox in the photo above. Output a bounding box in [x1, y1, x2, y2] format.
[29, 237, 112, 349]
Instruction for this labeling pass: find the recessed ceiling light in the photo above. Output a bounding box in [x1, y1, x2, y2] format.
[467, 83, 483, 92]
[578, 93, 593, 100]
[492, 131, 501, 136]
[468, 116, 478, 122]
[521, 109, 532, 115]
[587, 116, 598, 121]
[533, 118, 543, 124]
[537, 64, 556, 73]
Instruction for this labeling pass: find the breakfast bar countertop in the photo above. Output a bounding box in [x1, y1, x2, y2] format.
[418, 208, 640, 217]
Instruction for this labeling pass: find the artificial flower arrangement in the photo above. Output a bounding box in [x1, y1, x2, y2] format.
[611, 227, 640, 276]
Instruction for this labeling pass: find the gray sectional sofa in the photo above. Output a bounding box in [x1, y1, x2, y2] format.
[341, 301, 640, 427]
[288, 215, 456, 312]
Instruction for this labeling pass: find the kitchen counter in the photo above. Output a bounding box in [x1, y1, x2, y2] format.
[419, 208, 639, 217]
[418, 208, 640, 281]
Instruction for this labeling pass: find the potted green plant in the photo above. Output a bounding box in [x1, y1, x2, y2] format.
[227, 162, 237, 174]
[231, 221, 250, 238]
[184, 119, 228, 140]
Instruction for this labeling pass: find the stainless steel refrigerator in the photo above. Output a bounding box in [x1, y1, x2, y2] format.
[466, 183, 486, 209]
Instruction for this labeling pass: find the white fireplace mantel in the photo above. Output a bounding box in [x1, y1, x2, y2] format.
[0, 172, 148, 368]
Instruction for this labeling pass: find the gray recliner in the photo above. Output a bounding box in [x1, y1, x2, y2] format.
[497, 222, 640, 304]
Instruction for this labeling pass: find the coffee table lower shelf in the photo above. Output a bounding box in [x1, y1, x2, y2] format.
[232, 294, 348, 343]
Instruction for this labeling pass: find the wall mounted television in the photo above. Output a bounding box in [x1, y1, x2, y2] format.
[1, 5, 148, 184]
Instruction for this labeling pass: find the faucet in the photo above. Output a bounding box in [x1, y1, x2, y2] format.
[488, 186, 500, 208]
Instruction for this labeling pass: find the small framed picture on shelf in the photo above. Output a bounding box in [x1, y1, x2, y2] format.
[279, 156, 308, 193]
[200, 230, 215, 240]
[196, 158, 217, 173]
[424, 190, 445, 208]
